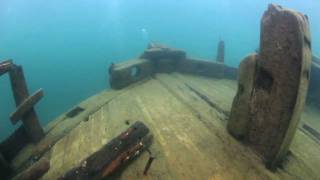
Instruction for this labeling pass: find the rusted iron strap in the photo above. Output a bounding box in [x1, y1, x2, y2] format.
[10, 89, 44, 124]
[59, 121, 152, 180]
[0, 59, 13, 76]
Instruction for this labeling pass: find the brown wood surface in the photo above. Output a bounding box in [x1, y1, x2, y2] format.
[10, 89, 44, 124]
[10, 73, 320, 180]
[9, 65, 44, 142]
[59, 121, 151, 180]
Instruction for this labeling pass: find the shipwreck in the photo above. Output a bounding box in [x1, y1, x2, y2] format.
[1, 4, 320, 180]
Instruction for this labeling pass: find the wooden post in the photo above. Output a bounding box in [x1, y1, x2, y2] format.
[9, 64, 44, 142]
[227, 4, 311, 169]
[216, 40, 225, 63]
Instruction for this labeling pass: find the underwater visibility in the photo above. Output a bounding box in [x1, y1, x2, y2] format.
[1, 1, 320, 180]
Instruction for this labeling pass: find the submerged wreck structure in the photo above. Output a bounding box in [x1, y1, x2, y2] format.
[0, 4, 320, 180]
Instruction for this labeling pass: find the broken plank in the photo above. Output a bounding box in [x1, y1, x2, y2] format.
[10, 89, 44, 124]
[59, 121, 152, 180]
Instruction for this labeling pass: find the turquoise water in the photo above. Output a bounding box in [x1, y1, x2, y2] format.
[0, 0, 319, 141]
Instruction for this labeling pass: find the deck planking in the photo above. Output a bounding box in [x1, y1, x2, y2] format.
[11, 73, 320, 180]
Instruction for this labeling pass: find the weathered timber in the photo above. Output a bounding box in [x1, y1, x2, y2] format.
[59, 121, 152, 180]
[109, 59, 154, 89]
[141, 45, 187, 73]
[10, 89, 44, 124]
[141, 46, 186, 61]
[216, 40, 225, 63]
[227, 54, 257, 139]
[12, 157, 50, 180]
[0, 126, 30, 162]
[0, 59, 13, 76]
[9, 65, 44, 142]
[247, 4, 311, 169]
[0, 152, 12, 180]
[179, 58, 224, 78]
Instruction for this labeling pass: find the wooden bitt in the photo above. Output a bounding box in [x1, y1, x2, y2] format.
[216, 40, 225, 63]
[10, 89, 44, 124]
[9, 64, 44, 143]
[227, 54, 257, 139]
[59, 121, 152, 180]
[227, 4, 312, 169]
[12, 157, 50, 180]
[0, 59, 13, 76]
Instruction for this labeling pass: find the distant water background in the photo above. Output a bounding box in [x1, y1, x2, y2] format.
[1, 0, 319, 141]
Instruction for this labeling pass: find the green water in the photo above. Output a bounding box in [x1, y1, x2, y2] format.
[0, 0, 319, 141]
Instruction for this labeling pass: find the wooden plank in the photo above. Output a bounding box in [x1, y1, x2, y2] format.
[10, 89, 44, 124]
[59, 121, 152, 180]
[9, 65, 44, 142]
[11, 90, 125, 172]
[0, 59, 13, 76]
[12, 157, 50, 180]
[39, 74, 320, 179]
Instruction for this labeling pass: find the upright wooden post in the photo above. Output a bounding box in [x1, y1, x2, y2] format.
[216, 40, 225, 63]
[9, 64, 44, 142]
[227, 4, 311, 169]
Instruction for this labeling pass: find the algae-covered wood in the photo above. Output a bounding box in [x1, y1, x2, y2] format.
[12, 73, 320, 180]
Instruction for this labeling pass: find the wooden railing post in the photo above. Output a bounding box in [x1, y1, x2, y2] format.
[9, 64, 44, 142]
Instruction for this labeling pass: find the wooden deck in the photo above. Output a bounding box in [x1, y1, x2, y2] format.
[12, 73, 320, 179]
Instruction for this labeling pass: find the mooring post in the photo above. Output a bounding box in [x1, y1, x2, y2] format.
[227, 4, 311, 169]
[216, 40, 225, 64]
[9, 64, 44, 142]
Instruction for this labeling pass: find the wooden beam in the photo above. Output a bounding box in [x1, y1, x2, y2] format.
[12, 157, 50, 180]
[0, 59, 13, 76]
[9, 64, 44, 142]
[59, 121, 152, 180]
[10, 89, 44, 124]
